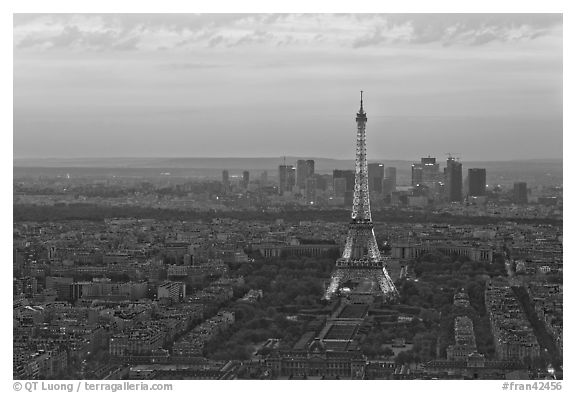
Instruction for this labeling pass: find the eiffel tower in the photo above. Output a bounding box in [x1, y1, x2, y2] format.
[324, 92, 399, 301]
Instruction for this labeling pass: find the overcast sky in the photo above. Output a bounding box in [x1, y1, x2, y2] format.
[13, 13, 562, 161]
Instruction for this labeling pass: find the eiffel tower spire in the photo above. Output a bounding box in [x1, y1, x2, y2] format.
[324, 92, 398, 301]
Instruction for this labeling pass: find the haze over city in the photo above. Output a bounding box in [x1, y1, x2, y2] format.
[14, 13, 562, 161]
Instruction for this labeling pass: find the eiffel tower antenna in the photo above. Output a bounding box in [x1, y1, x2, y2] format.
[324, 92, 398, 302]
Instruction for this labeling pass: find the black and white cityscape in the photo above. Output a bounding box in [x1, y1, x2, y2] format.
[13, 14, 563, 381]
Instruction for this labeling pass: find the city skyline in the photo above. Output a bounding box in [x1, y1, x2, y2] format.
[14, 14, 562, 161]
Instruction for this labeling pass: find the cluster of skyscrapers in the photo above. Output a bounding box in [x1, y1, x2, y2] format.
[278, 160, 317, 203]
[409, 156, 530, 205]
[276, 160, 398, 207]
[222, 169, 266, 194]
[220, 157, 530, 208]
[410, 156, 485, 203]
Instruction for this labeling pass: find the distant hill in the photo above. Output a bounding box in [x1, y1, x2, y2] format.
[12, 156, 562, 170]
[13, 157, 360, 171]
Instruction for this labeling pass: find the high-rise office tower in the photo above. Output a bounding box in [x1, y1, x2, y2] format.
[242, 171, 250, 189]
[468, 168, 486, 197]
[513, 182, 528, 204]
[305, 177, 316, 204]
[411, 163, 423, 186]
[315, 174, 330, 191]
[382, 178, 394, 197]
[421, 157, 440, 187]
[287, 166, 296, 192]
[384, 167, 397, 186]
[324, 92, 398, 301]
[368, 163, 384, 194]
[278, 165, 289, 195]
[412, 157, 440, 187]
[333, 169, 355, 205]
[383, 167, 397, 195]
[288, 165, 296, 191]
[307, 160, 315, 180]
[279, 165, 296, 194]
[445, 156, 463, 202]
[333, 169, 355, 192]
[296, 160, 306, 188]
[296, 159, 315, 189]
[333, 177, 347, 197]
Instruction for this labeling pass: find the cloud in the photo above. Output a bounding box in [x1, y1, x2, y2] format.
[112, 36, 140, 51]
[228, 30, 275, 47]
[349, 14, 562, 48]
[208, 35, 224, 48]
[352, 30, 387, 48]
[15, 23, 139, 51]
[13, 13, 562, 53]
[159, 62, 225, 70]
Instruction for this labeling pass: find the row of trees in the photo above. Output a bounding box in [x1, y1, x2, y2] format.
[391, 251, 509, 362]
[205, 255, 335, 360]
[13, 203, 562, 226]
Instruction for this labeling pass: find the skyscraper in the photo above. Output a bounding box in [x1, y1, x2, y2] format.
[411, 163, 423, 186]
[333, 177, 347, 197]
[468, 168, 486, 197]
[279, 165, 296, 195]
[305, 177, 316, 204]
[513, 182, 528, 204]
[368, 163, 384, 194]
[242, 170, 250, 189]
[445, 156, 463, 202]
[314, 174, 330, 191]
[412, 157, 440, 188]
[421, 157, 440, 187]
[296, 159, 315, 189]
[278, 165, 288, 195]
[333, 169, 355, 192]
[287, 166, 296, 192]
[324, 92, 398, 301]
[383, 167, 397, 196]
[333, 169, 355, 205]
[384, 167, 397, 186]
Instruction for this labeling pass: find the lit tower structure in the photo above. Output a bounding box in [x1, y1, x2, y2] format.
[324, 92, 398, 301]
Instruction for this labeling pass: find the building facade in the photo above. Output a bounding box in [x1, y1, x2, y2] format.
[468, 168, 487, 197]
[513, 182, 528, 204]
[445, 157, 463, 202]
[297, 159, 315, 189]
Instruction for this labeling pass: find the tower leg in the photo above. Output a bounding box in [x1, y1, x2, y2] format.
[324, 270, 343, 300]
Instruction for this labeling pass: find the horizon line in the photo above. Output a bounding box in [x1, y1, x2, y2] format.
[13, 156, 563, 163]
